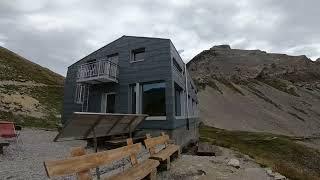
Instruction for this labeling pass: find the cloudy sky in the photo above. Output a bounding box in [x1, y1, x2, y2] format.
[1, 0, 319, 75]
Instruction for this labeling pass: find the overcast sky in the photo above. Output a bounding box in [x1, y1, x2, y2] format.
[1, 0, 319, 75]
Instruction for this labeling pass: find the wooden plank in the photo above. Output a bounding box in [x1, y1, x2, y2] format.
[83, 116, 103, 138]
[149, 144, 180, 161]
[107, 159, 159, 180]
[160, 132, 168, 147]
[105, 116, 122, 135]
[144, 134, 169, 150]
[126, 138, 138, 166]
[44, 143, 142, 177]
[70, 147, 92, 180]
[145, 134, 156, 155]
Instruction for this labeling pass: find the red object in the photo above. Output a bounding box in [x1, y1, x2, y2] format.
[0, 121, 18, 138]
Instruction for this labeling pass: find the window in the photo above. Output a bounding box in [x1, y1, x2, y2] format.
[142, 82, 166, 116]
[75, 83, 86, 104]
[174, 84, 183, 116]
[173, 58, 183, 73]
[107, 53, 119, 64]
[131, 48, 145, 62]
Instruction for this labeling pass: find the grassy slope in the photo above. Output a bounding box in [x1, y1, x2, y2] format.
[200, 125, 320, 180]
[0, 46, 65, 128]
[0, 47, 64, 85]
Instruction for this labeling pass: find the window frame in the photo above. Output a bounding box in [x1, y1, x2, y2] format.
[130, 48, 145, 63]
[141, 81, 166, 117]
[75, 83, 85, 104]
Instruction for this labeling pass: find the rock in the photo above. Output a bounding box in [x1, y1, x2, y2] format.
[274, 173, 286, 180]
[265, 168, 287, 180]
[197, 142, 222, 156]
[211, 45, 231, 50]
[227, 158, 240, 168]
[265, 168, 273, 176]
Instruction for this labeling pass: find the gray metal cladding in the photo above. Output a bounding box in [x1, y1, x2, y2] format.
[62, 36, 199, 129]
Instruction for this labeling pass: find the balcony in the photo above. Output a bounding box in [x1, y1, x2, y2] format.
[77, 59, 119, 84]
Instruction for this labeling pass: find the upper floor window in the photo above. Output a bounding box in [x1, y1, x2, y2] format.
[107, 53, 119, 64]
[173, 58, 183, 73]
[131, 48, 145, 62]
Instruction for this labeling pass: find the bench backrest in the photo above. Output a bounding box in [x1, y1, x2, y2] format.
[0, 122, 16, 138]
[144, 132, 170, 155]
[44, 141, 141, 178]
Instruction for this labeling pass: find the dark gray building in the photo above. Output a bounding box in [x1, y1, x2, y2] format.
[62, 35, 199, 146]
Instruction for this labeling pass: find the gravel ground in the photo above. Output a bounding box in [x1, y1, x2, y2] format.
[0, 128, 86, 179]
[1, 128, 283, 180]
[0, 128, 150, 180]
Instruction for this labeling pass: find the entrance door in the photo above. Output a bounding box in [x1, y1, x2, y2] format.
[101, 93, 115, 113]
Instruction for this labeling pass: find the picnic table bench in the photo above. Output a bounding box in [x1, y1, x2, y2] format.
[44, 138, 160, 180]
[0, 138, 9, 154]
[144, 132, 181, 170]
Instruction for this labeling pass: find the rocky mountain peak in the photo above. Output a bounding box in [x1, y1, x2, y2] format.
[187, 45, 320, 137]
[210, 44, 231, 50]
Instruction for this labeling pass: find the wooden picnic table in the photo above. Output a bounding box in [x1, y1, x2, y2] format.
[0, 138, 9, 154]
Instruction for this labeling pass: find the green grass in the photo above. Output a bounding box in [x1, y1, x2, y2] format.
[200, 125, 320, 180]
[0, 46, 64, 129]
[0, 47, 64, 85]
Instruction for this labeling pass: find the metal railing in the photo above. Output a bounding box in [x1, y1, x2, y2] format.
[77, 59, 119, 82]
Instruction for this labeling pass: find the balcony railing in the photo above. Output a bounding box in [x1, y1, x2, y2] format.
[77, 59, 119, 83]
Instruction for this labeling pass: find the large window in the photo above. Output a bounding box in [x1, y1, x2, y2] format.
[131, 48, 145, 62]
[142, 82, 166, 116]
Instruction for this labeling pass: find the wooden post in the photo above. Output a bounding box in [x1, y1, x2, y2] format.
[70, 147, 92, 180]
[147, 169, 157, 180]
[145, 134, 156, 155]
[126, 138, 138, 166]
[165, 157, 170, 170]
[160, 132, 168, 147]
[92, 129, 100, 180]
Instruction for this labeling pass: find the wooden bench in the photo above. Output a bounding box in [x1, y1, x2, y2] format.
[43, 139, 159, 180]
[144, 132, 181, 170]
[0, 138, 9, 154]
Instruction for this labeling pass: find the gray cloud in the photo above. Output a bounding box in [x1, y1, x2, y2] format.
[0, 0, 319, 75]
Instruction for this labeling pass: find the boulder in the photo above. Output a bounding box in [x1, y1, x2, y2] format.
[197, 142, 222, 156]
[227, 158, 240, 168]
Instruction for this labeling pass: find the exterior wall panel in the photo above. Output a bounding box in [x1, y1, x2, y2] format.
[62, 36, 199, 138]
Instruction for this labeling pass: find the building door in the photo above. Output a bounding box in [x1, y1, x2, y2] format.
[101, 93, 115, 113]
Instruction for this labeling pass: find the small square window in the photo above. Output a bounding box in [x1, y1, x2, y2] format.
[131, 48, 145, 62]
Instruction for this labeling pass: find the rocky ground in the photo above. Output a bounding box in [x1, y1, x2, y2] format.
[0, 128, 286, 180]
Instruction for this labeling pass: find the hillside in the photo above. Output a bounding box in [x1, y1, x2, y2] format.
[0, 46, 64, 128]
[188, 45, 320, 137]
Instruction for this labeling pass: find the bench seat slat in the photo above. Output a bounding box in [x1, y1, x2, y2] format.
[44, 143, 141, 177]
[150, 144, 180, 161]
[107, 159, 159, 180]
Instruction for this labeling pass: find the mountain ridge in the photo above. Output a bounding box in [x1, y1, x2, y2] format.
[188, 45, 320, 137]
